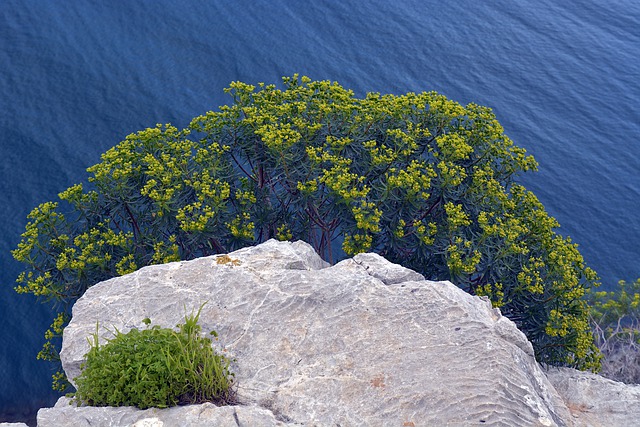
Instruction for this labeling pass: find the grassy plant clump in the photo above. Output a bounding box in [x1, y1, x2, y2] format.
[14, 75, 601, 385]
[587, 279, 640, 384]
[72, 305, 235, 408]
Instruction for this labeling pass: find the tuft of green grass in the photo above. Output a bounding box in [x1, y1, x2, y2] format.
[71, 303, 235, 408]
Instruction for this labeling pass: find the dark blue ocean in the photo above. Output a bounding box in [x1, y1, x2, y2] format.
[1, 1, 639, 423]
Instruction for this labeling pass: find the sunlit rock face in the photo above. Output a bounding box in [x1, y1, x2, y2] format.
[46, 239, 581, 426]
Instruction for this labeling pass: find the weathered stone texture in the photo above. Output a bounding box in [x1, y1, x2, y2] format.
[37, 397, 292, 427]
[546, 367, 640, 427]
[52, 239, 576, 426]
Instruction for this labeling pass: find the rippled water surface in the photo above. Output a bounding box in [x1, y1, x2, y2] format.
[1, 1, 638, 422]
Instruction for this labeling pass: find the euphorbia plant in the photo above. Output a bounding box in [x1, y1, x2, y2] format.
[13, 75, 601, 390]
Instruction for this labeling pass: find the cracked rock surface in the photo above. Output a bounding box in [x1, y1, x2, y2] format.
[44, 239, 580, 426]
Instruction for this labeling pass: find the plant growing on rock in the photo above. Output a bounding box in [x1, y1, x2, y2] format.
[587, 278, 640, 384]
[13, 75, 601, 390]
[72, 304, 235, 408]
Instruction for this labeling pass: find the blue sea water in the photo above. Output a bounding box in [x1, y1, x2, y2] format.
[1, 0, 638, 423]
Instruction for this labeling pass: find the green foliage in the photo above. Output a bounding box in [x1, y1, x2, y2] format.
[587, 279, 640, 383]
[72, 304, 235, 408]
[13, 75, 601, 380]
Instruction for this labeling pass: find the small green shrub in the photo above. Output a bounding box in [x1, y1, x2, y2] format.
[72, 304, 235, 408]
[587, 279, 640, 384]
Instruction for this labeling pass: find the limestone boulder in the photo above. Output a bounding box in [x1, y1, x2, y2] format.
[48, 239, 577, 426]
[546, 367, 640, 427]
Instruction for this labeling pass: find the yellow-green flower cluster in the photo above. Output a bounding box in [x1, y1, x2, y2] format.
[255, 122, 302, 151]
[306, 144, 352, 167]
[319, 165, 368, 202]
[55, 225, 134, 272]
[363, 140, 397, 166]
[139, 151, 185, 211]
[194, 143, 230, 164]
[427, 93, 467, 119]
[12, 202, 62, 263]
[351, 201, 382, 233]
[44, 311, 68, 340]
[470, 165, 507, 204]
[115, 254, 138, 276]
[437, 161, 466, 187]
[386, 160, 434, 200]
[477, 210, 529, 255]
[58, 183, 86, 205]
[444, 202, 471, 232]
[226, 212, 255, 240]
[435, 133, 473, 162]
[546, 309, 574, 338]
[447, 237, 481, 275]
[89, 124, 187, 185]
[413, 220, 438, 246]
[176, 202, 215, 232]
[276, 224, 293, 241]
[394, 219, 406, 238]
[585, 278, 640, 372]
[517, 257, 546, 294]
[15, 271, 54, 297]
[188, 173, 231, 202]
[386, 127, 419, 157]
[151, 236, 180, 265]
[177, 174, 231, 232]
[235, 189, 257, 205]
[591, 284, 640, 314]
[475, 283, 505, 308]
[51, 370, 69, 392]
[297, 179, 318, 194]
[342, 233, 373, 255]
[326, 135, 353, 150]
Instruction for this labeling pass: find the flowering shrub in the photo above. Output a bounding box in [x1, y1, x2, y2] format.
[13, 75, 601, 390]
[587, 279, 640, 383]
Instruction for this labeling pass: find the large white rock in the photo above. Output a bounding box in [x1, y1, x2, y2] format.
[49, 239, 577, 426]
